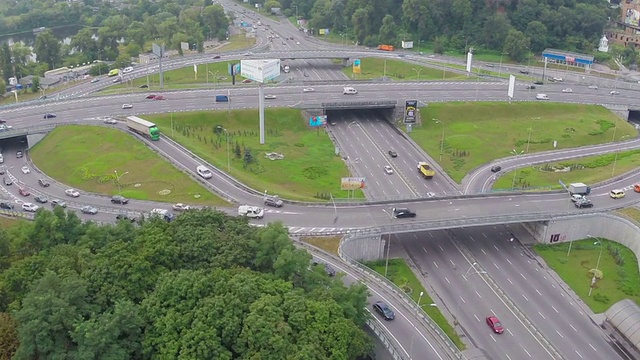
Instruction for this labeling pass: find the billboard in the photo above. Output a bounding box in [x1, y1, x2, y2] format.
[353, 59, 361, 74]
[341, 177, 365, 190]
[228, 63, 240, 76]
[466, 51, 473, 73]
[626, 9, 640, 27]
[309, 115, 327, 127]
[404, 100, 417, 123]
[401, 41, 414, 49]
[240, 59, 281, 83]
[508, 75, 515, 99]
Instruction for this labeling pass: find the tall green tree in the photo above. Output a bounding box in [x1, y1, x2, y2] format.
[503, 29, 530, 62]
[34, 30, 61, 70]
[0, 43, 13, 83]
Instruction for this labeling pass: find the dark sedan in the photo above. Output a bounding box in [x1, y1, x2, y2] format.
[373, 301, 395, 320]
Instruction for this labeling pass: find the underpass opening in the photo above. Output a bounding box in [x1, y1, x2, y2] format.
[317, 101, 397, 127]
[627, 109, 640, 124]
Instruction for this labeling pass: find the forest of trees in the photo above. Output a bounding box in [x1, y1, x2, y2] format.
[0, 208, 373, 359]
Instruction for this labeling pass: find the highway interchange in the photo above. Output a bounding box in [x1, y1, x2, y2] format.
[1, 2, 640, 359]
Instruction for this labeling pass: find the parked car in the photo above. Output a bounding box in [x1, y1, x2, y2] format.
[111, 195, 129, 204]
[38, 178, 50, 187]
[50, 199, 67, 208]
[21, 203, 39, 212]
[34, 196, 48, 204]
[65, 188, 80, 197]
[486, 316, 504, 334]
[116, 213, 136, 222]
[392, 208, 416, 218]
[172, 203, 191, 211]
[81, 205, 98, 215]
[18, 188, 30, 197]
[373, 301, 395, 320]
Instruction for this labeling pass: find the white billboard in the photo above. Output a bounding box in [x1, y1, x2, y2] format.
[508, 75, 516, 98]
[240, 59, 281, 83]
[401, 41, 414, 49]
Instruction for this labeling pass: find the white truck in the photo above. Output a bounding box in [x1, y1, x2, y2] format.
[568, 182, 591, 195]
[238, 205, 264, 219]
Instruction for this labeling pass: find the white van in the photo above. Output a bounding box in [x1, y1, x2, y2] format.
[535, 93, 549, 100]
[238, 205, 264, 219]
[196, 165, 213, 179]
[343, 87, 358, 95]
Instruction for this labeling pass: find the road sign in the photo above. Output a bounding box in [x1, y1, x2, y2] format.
[309, 115, 327, 127]
[353, 59, 361, 74]
[404, 100, 417, 124]
[240, 59, 280, 83]
[341, 177, 365, 190]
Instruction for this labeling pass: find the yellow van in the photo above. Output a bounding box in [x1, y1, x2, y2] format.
[610, 189, 625, 199]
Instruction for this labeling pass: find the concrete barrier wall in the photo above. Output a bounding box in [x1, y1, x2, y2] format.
[340, 235, 385, 261]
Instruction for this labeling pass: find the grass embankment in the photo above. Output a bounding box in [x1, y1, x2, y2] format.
[494, 150, 640, 190]
[342, 58, 466, 81]
[302, 236, 341, 255]
[146, 109, 362, 202]
[364, 259, 465, 350]
[618, 207, 640, 223]
[410, 102, 635, 183]
[534, 239, 640, 313]
[30, 125, 227, 206]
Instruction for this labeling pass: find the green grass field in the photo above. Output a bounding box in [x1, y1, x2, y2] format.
[410, 102, 636, 183]
[534, 239, 640, 313]
[343, 58, 466, 81]
[146, 109, 361, 201]
[364, 258, 465, 350]
[30, 125, 227, 206]
[302, 236, 341, 255]
[494, 150, 640, 190]
[618, 207, 640, 223]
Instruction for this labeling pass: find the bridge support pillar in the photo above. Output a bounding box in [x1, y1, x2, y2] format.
[342, 58, 351, 67]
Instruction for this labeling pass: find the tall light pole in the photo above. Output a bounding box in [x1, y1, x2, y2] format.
[412, 67, 422, 80]
[292, 5, 298, 19]
[381, 208, 394, 277]
[510, 149, 524, 189]
[588, 236, 604, 297]
[463, 262, 487, 280]
[114, 170, 129, 195]
[433, 118, 444, 162]
[409, 291, 425, 357]
[498, 52, 508, 77]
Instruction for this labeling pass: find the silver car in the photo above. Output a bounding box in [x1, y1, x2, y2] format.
[81, 205, 98, 215]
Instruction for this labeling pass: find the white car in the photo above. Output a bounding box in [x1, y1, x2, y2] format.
[302, 88, 315, 93]
[562, 88, 573, 93]
[535, 93, 549, 100]
[172, 203, 191, 211]
[552, 77, 563, 82]
[21, 166, 30, 174]
[384, 165, 394, 175]
[264, 95, 277, 99]
[426, 192, 436, 198]
[610, 90, 620, 95]
[196, 165, 213, 179]
[588, 85, 598, 89]
[103, 117, 117, 124]
[65, 188, 80, 197]
[90, 78, 100, 83]
[22, 203, 39, 212]
[122, 66, 134, 74]
[122, 104, 133, 109]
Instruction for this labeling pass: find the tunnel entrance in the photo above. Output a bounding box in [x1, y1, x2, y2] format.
[628, 110, 640, 125]
[304, 100, 398, 127]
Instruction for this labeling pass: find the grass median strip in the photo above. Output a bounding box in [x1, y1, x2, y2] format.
[410, 102, 635, 183]
[30, 125, 227, 206]
[343, 57, 466, 81]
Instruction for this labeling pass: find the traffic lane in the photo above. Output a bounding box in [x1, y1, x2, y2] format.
[398, 231, 556, 359]
[455, 226, 619, 360]
[317, 253, 449, 360]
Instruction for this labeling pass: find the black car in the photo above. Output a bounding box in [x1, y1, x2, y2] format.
[43, 113, 57, 119]
[533, 81, 544, 85]
[116, 213, 137, 222]
[139, 84, 148, 88]
[313, 261, 336, 277]
[0, 202, 13, 210]
[388, 150, 398, 158]
[34, 196, 48, 204]
[373, 301, 395, 320]
[525, 85, 536, 89]
[392, 207, 416, 218]
[3, 177, 12, 186]
[490, 165, 502, 173]
[0, 119, 6, 124]
[111, 195, 129, 204]
[519, 70, 530, 74]
[38, 178, 50, 187]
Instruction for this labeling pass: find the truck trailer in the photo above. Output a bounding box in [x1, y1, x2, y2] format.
[417, 162, 435, 179]
[568, 182, 591, 195]
[378, 44, 394, 51]
[126, 116, 160, 141]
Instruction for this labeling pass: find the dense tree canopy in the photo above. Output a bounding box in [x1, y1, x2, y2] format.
[0, 208, 372, 359]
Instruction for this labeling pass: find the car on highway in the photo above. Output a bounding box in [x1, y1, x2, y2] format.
[372, 301, 395, 320]
[111, 195, 129, 204]
[570, 194, 585, 202]
[51, 199, 67, 208]
[122, 66, 134, 74]
[552, 77, 563, 82]
[575, 198, 593, 208]
[302, 88, 315, 93]
[0, 124, 13, 132]
[213, 55, 221, 59]
[264, 95, 277, 99]
[610, 189, 625, 199]
[3, 177, 12, 186]
[103, 117, 117, 124]
[65, 188, 80, 197]
[21, 166, 30, 174]
[486, 316, 504, 334]
[0, 166, 5, 175]
[90, 78, 100, 83]
[525, 85, 536, 89]
[16, 151, 23, 158]
[81, 205, 98, 215]
[38, 178, 50, 187]
[588, 85, 598, 89]
[535, 93, 549, 100]
[383, 165, 394, 175]
[122, 104, 133, 109]
[21, 203, 39, 212]
[146, 94, 157, 99]
[18, 188, 30, 197]
[139, 84, 148, 88]
[242, 79, 252, 83]
[635, 184, 640, 193]
[0, 202, 13, 210]
[562, 88, 573, 93]
[112, 77, 121, 83]
[116, 213, 137, 222]
[610, 90, 620, 95]
[388, 150, 398, 158]
[34, 196, 48, 204]
[519, 69, 530, 74]
[264, 195, 283, 208]
[196, 165, 213, 179]
[490, 165, 502, 173]
[392, 208, 416, 218]
[154, 95, 167, 100]
[427, 192, 436, 198]
[172, 203, 191, 211]
[243, 52, 253, 56]
[43, 113, 57, 119]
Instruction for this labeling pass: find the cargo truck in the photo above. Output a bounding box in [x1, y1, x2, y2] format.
[568, 182, 591, 195]
[126, 116, 160, 141]
[378, 44, 394, 51]
[417, 162, 435, 179]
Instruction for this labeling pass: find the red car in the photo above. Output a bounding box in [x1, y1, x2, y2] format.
[486, 316, 504, 334]
[18, 188, 30, 197]
[145, 94, 156, 99]
[154, 95, 167, 100]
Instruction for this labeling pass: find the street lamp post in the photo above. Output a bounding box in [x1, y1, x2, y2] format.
[409, 291, 425, 357]
[498, 52, 508, 77]
[292, 5, 298, 18]
[463, 262, 487, 280]
[588, 236, 604, 296]
[412, 67, 422, 80]
[433, 119, 444, 161]
[510, 149, 524, 189]
[114, 170, 129, 195]
[381, 209, 394, 277]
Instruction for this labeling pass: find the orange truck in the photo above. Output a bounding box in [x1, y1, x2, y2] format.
[378, 44, 394, 51]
